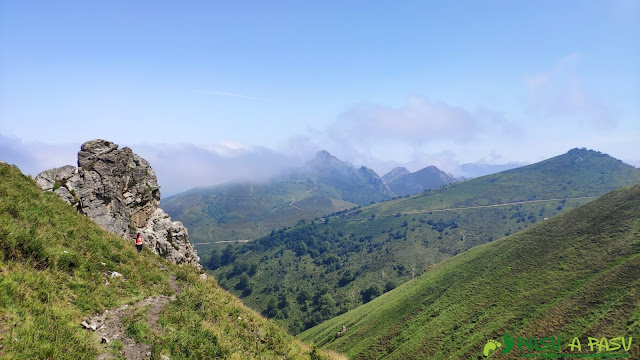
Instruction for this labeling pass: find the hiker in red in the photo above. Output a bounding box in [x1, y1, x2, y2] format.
[135, 232, 143, 253]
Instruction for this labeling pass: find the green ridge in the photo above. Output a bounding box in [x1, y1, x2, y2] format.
[299, 184, 640, 359]
[161, 180, 358, 255]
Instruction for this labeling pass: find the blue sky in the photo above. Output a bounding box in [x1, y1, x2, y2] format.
[1, 1, 639, 195]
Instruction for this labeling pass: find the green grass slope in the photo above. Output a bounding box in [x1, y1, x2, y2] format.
[300, 184, 640, 359]
[210, 149, 640, 334]
[0, 163, 340, 360]
[162, 180, 357, 255]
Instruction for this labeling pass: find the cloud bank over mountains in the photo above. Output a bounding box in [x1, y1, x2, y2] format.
[0, 134, 300, 197]
[0, 129, 529, 197]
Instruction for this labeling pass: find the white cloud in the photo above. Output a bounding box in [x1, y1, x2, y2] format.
[330, 96, 481, 145]
[135, 143, 300, 196]
[0, 134, 301, 197]
[523, 54, 615, 129]
[280, 95, 522, 176]
[0, 134, 77, 176]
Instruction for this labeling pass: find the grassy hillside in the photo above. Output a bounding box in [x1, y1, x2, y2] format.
[366, 148, 640, 216]
[0, 163, 340, 359]
[210, 149, 640, 334]
[162, 180, 357, 255]
[300, 184, 640, 359]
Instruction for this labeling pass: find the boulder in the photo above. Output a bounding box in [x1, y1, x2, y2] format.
[35, 139, 201, 269]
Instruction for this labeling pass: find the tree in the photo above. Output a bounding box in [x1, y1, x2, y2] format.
[208, 250, 221, 270]
[338, 270, 356, 287]
[317, 293, 336, 317]
[248, 263, 258, 276]
[294, 242, 308, 257]
[277, 293, 290, 309]
[297, 289, 311, 304]
[361, 284, 382, 303]
[234, 274, 250, 291]
[384, 281, 397, 293]
[221, 245, 235, 266]
[263, 296, 278, 318]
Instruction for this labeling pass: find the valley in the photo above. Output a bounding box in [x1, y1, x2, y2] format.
[300, 183, 640, 359]
[206, 148, 640, 334]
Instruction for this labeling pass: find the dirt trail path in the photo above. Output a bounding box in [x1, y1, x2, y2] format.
[289, 197, 315, 213]
[89, 273, 181, 360]
[343, 196, 599, 222]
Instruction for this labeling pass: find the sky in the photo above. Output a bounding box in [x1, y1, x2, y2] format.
[1, 1, 639, 196]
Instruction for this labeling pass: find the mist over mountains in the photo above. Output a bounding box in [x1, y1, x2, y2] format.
[1, 133, 541, 198]
[163, 150, 458, 254]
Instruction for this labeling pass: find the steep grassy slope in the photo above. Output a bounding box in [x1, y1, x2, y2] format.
[210, 149, 640, 334]
[0, 163, 339, 359]
[300, 184, 640, 359]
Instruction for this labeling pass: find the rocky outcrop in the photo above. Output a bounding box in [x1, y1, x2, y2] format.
[35, 139, 201, 268]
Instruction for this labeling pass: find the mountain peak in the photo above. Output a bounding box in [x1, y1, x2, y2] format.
[315, 150, 335, 159]
[383, 165, 459, 196]
[382, 167, 410, 184]
[307, 150, 353, 171]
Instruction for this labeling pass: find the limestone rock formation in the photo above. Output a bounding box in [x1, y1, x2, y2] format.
[36, 139, 201, 268]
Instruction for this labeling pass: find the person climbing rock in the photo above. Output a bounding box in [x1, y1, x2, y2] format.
[135, 232, 143, 253]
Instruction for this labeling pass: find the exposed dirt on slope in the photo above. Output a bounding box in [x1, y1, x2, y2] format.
[86, 274, 181, 360]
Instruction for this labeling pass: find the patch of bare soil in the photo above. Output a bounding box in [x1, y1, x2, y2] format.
[87, 274, 181, 360]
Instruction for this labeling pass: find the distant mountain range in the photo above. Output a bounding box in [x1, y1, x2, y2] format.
[208, 148, 640, 334]
[162, 150, 456, 254]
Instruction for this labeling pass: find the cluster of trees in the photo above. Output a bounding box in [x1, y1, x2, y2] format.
[228, 223, 380, 262]
[426, 218, 458, 232]
[207, 212, 467, 333]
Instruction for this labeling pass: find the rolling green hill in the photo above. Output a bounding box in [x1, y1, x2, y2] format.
[300, 184, 640, 359]
[0, 163, 341, 359]
[162, 150, 394, 255]
[210, 149, 640, 334]
[161, 180, 358, 255]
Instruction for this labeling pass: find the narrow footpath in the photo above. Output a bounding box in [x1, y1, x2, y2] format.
[88, 272, 182, 360]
